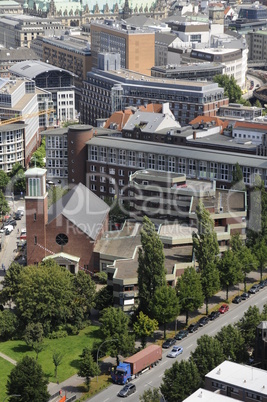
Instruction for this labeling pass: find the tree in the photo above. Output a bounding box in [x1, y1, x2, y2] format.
[30, 138, 46, 168]
[14, 261, 75, 334]
[215, 324, 249, 363]
[176, 266, 204, 325]
[133, 311, 158, 348]
[0, 262, 23, 305]
[138, 216, 166, 315]
[73, 270, 96, 320]
[191, 335, 224, 385]
[140, 388, 161, 402]
[254, 99, 262, 108]
[253, 239, 267, 280]
[219, 249, 242, 300]
[192, 201, 220, 314]
[213, 74, 242, 103]
[23, 322, 44, 360]
[247, 179, 267, 244]
[0, 189, 10, 216]
[235, 305, 262, 348]
[78, 347, 100, 391]
[150, 285, 180, 338]
[160, 360, 200, 402]
[8, 163, 26, 194]
[0, 169, 9, 190]
[95, 285, 113, 311]
[52, 351, 63, 381]
[231, 162, 245, 190]
[0, 310, 18, 341]
[99, 307, 135, 357]
[6, 356, 49, 402]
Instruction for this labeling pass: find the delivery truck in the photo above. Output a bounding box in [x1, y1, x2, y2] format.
[111, 344, 162, 385]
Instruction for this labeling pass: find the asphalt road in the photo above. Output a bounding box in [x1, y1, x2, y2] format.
[87, 289, 267, 402]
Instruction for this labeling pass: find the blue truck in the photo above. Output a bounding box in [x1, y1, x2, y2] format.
[111, 344, 162, 385]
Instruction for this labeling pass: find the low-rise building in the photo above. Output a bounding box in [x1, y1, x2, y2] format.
[151, 62, 224, 81]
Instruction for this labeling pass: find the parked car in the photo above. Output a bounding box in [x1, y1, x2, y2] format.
[5, 225, 14, 235]
[17, 206, 24, 216]
[232, 296, 242, 304]
[8, 220, 17, 227]
[162, 338, 176, 349]
[249, 284, 260, 294]
[259, 280, 267, 289]
[118, 383, 136, 397]
[198, 316, 209, 327]
[241, 292, 250, 300]
[14, 212, 22, 220]
[167, 346, 183, 358]
[219, 304, 229, 314]
[188, 322, 199, 333]
[175, 330, 188, 340]
[208, 311, 220, 321]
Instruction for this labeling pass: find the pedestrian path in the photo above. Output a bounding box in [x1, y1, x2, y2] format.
[48, 374, 85, 401]
[0, 351, 16, 365]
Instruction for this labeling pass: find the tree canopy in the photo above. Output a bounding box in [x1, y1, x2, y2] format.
[0, 169, 9, 190]
[231, 162, 245, 190]
[138, 216, 166, 315]
[213, 74, 242, 103]
[78, 347, 100, 391]
[133, 311, 158, 348]
[215, 324, 249, 363]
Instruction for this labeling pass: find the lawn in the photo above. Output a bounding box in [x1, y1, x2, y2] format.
[0, 357, 14, 400]
[0, 325, 101, 387]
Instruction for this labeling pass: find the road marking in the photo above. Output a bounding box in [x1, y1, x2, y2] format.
[161, 360, 168, 366]
[159, 373, 164, 378]
[233, 315, 238, 320]
[103, 398, 109, 402]
[186, 344, 193, 349]
[210, 329, 216, 335]
[144, 382, 152, 386]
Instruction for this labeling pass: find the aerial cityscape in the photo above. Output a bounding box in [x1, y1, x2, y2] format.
[1, 0, 267, 401]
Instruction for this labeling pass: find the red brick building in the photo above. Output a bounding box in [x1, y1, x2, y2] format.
[25, 167, 109, 272]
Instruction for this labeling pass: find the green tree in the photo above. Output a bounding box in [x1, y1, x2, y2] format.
[231, 162, 245, 190]
[95, 285, 113, 311]
[14, 262, 75, 334]
[213, 74, 242, 103]
[253, 239, 267, 280]
[247, 180, 267, 244]
[52, 351, 63, 380]
[48, 185, 69, 208]
[0, 189, 10, 216]
[0, 310, 18, 341]
[6, 356, 49, 402]
[23, 322, 44, 360]
[0, 262, 23, 305]
[236, 305, 261, 348]
[140, 388, 161, 402]
[8, 163, 26, 194]
[0, 169, 9, 190]
[30, 138, 46, 168]
[192, 201, 220, 314]
[133, 311, 158, 348]
[9, 162, 24, 178]
[160, 360, 200, 402]
[138, 216, 166, 315]
[176, 266, 204, 325]
[99, 307, 135, 357]
[254, 99, 262, 108]
[150, 285, 180, 338]
[216, 324, 249, 363]
[73, 270, 96, 320]
[191, 335, 224, 385]
[78, 347, 100, 391]
[231, 234, 257, 291]
[219, 249, 242, 300]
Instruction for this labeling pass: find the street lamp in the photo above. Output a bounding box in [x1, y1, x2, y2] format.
[3, 395, 21, 402]
[145, 383, 166, 402]
[96, 338, 118, 382]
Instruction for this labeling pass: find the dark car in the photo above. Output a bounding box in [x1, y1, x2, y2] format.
[188, 322, 199, 333]
[8, 220, 17, 227]
[162, 338, 176, 349]
[208, 311, 220, 321]
[14, 212, 22, 220]
[198, 316, 209, 327]
[249, 284, 260, 294]
[241, 292, 250, 300]
[232, 296, 242, 304]
[175, 329, 189, 340]
[259, 280, 267, 289]
[118, 383, 136, 397]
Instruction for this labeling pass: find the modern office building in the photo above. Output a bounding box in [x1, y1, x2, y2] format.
[247, 30, 267, 61]
[151, 62, 224, 81]
[10, 60, 76, 123]
[0, 123, 26, 172]
[81, 65, 227, 126]
[0, 78, 53, 170]
[90, 20, 155, 75]
[238, 3, 267, 20]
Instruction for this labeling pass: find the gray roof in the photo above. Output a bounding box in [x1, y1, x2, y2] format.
[9, 60, 75, 79]
[0, 48, 39, 62]
[123, 111, 180, 133]
[155, 31, 177, 45]
[125, 15, 159, 27]
[48, 183, 109, 240]
[87, 136, 267, 170]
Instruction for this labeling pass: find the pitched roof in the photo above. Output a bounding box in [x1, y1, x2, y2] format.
[189, 115, 229, 133]
[48, 183, 109, 240]
[234, 121, 267, 131]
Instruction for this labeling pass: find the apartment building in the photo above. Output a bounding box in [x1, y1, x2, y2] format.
[0, 78, 53, 170]
[90, 19, 155, 75]
[10, 60, 76, 122]
[0, 123, 25, 172]
[81, 65, 227, 126]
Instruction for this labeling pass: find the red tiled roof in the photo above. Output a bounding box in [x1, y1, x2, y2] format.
[234, 121, 267, 131]
[224, 6, 231, 15]
[189, 115, 229, 133]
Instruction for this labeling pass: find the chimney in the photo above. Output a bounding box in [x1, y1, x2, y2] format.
[193, 131, 197, 140]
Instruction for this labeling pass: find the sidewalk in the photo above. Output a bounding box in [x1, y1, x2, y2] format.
[48, 374, 85, 401]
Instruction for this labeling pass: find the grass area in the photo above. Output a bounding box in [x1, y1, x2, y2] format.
[0, 325, 101, 386]
[78, 374, 113, 401]
[0, 357, 14, 399]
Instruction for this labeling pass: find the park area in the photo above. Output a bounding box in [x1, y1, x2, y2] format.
[0, 324, 105, 399]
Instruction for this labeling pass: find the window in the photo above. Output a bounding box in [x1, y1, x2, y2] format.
[29, 178, 41, 197]
[119, 150, 126, 165]
[168, 157, 176, 172]
[119, 169, 124, 176]
[91, 175, 96, 182]
[55, 233, 69, 246]
[100, 185, 106, 192]
[178, 158, 186, 174]
[221, 164, 229, 181]
[90, 146, 98, 161]
[189, 159, 196, 177]
[109, 187, 115, 194]
[100, 166, 105, 173]
[148, 153, 155, 169]
[90, 165, 96, 172]
[128, 151, 136, 167]
[109, 178, 115, 184]
[199, 161, 207, 178]
[138, 152, 145, 168]
[210, 162, 218, 179]
[243, 166, 251, 184]
[158, 155, 165, 171]
[34, 213, 36, 221]
[109, 148, 117, 164]
[100, 176, 106, 183]
[91, 184, 96, 191]
[109, 168, 115, 175]
[100, 147, 107, 162]
[119, 179, 124, 186]
[34, 236, 37, 245]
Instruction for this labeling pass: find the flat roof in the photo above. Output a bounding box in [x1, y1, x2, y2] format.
[183, 388, 233, 402]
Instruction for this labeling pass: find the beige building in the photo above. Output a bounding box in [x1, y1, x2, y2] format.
[90, 20, 155, 75]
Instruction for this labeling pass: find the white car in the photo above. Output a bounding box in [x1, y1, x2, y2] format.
[167, 346, 183, 358]
[5, 225, 14, 235]
[17, 206, 24, 216]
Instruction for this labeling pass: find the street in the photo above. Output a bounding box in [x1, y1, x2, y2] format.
[86, 288, 267, 402]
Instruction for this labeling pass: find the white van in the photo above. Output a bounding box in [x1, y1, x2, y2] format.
[17, 206, 25, 216]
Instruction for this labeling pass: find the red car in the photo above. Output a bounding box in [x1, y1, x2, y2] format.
[219, 304, 229, 314]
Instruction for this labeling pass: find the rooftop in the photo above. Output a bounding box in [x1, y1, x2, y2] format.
[9, 60, 76, 79]
[183, 388, 233, 402]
